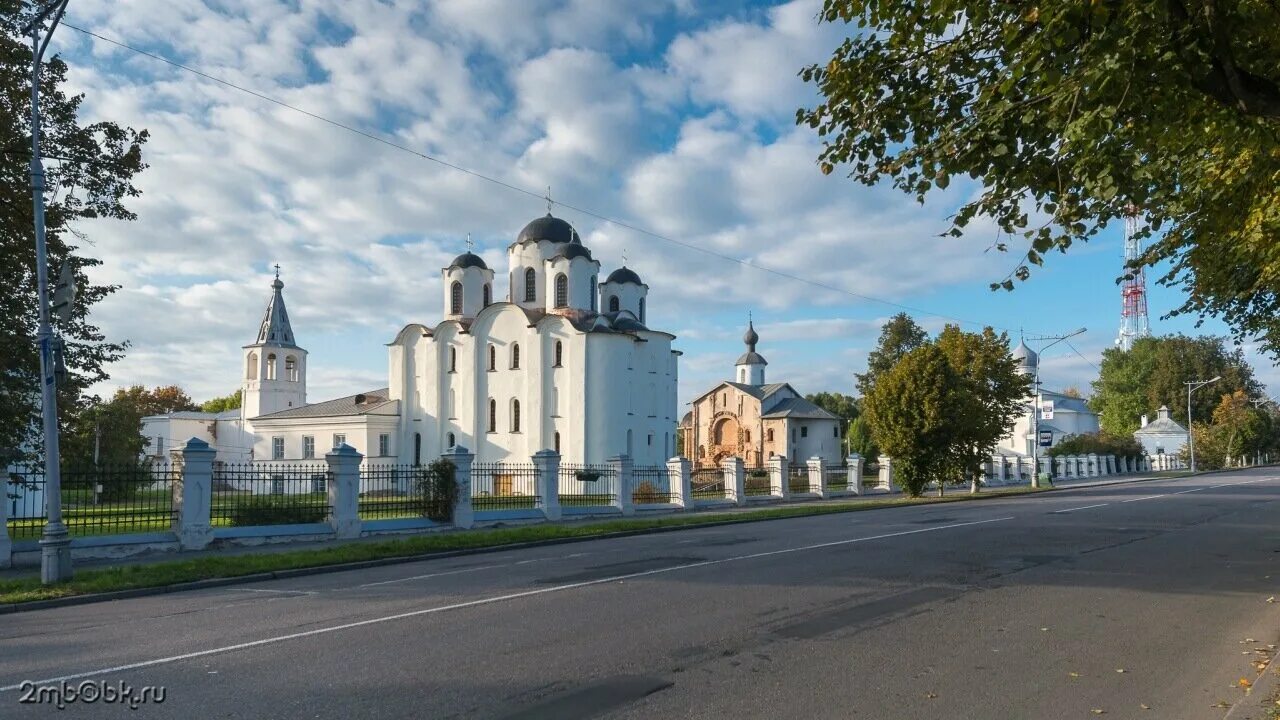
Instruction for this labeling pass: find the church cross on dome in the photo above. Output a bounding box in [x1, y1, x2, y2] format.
[465, 232, 473, 252]
[273, 263, 280, 280]
[545, 186, 553, 214]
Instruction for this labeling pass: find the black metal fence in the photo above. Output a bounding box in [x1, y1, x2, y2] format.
[630, 465, 675, 504]
[471, 462, 541, 510]
[825, 464, 851, 491]
[744, 466, 771, 496]
[558, 463, 618, 507]
[5, 462, 177, 539]
[211, 462, 331, 527]
[788, 465, 812, 494]
[691, 467, 726, 500]
[359, 464, 453, 521]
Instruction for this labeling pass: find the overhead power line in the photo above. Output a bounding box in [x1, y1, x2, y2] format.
[62, 21, 1036, 335]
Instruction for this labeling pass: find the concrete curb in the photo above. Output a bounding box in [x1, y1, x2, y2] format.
[0, 467, 1264, 615]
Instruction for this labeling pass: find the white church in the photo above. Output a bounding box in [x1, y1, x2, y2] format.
[142, 212, 681, 467]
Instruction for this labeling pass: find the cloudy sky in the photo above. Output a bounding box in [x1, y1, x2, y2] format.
[48, 0, 1278, 409]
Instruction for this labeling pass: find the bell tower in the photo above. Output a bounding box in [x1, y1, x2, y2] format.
[734, 316, 767, 386]
[242, 266, 307, 421]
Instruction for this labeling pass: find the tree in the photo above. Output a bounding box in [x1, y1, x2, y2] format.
[1091, 335, 1260, 435]
[935, 325, 1029, 492]
[0, 7, 148, 462]
[62, 385, 196, 467]
[801, 2, 1280, 356]
[1060, 386, 1084, 399]
[1210, 390, 1266, 465]
[200, 389, 242, 413]
[846, 416, 878, 459]
[856, 313, 928, 397]
[863, 344, 965, 496]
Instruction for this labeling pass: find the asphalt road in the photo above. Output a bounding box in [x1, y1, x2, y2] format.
[4, 468, 1280, 719]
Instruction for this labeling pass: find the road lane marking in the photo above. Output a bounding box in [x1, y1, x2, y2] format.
[1050, 503, 1110, 514]
[0, 515, 1015, 692]
[1172, 488, 1206, 495]
[1118, 494, 1166, 503]
[348, 564, 503, 589]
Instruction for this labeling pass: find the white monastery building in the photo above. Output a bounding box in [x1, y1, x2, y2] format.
[143, 212, 681, 467]
[679, 321, 842, 468]
[997, 339, 1101, 456]
[1133, 405, 1189, 458]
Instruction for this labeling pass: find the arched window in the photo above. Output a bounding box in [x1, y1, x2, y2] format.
[608, 295, 620, 313]
[285, 356, 298, 382]
[511, 343, 520, 369]
[483, 284, 492, 307]
[554, 431, 561, 454]
[554, 273, 568, 308]
[745, 430, 751, 442]
[554, 340, 563, 367]
[767, 429, 774, 442]
[590, 277, 597, 311]
[247, 352, 258, 380]
[524, 268, 536, 302]
[639, 297, 645, 323]
[266, 353, 277, 380]
[446, 432, 456, 448]
[450, 281, 463, 315]
[449, 347, 457, 372]
[488, 345, 496, 371]
[511, 399, 521, 433]
[488, 398, 497, 433]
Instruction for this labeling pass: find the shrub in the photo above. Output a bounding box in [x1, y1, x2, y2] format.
[631, 480, 664, 503]
[420, 458, 458, 522]
[1046, 432, 1143, 458]
[230, 497, 327, 526]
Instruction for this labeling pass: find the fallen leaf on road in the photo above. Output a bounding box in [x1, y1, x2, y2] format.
[1115, 668, 1126, 673]
[925, 692, 937, 699]
[1238, 677, 1252, 688]
[1139, 704, 1150, 710]
[1090, 709, 1105, 715]
[1213, 700, 1233, 708]
[1069, 672, 1080, 678]
[1041, 627, 1050, 631]
[1267, 596, 1276, 603]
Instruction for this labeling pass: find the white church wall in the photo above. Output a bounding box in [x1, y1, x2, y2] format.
[467, 305, 540, 463]
[599, 281, 647, 319]
[251, 415, 399, 462]
[442, 265, 493, 320]
[543, 255, 600, 313]
[509, 241, 555, 309]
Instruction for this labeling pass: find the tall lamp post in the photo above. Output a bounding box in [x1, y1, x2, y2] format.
[1185, 376, 1221, 473]
[1026, 328, 1087, 487]
[24, 0, 73, 584]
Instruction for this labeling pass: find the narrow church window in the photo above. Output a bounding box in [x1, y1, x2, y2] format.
[483, 284, 492, 307]
[449, 347, 457, 372]
[488, 398, 497, 433]
[554, 273, 568, 308]
[247, 352, 258, 380]
[608, 296, 619, 313]
[488, 345, 496, 371]
[554, 341, 563, 367]
[447, 432, 456, 448]
[266, 353, 277, 380]
[554, 432, 561, 453]
[511, 399, 521, 432]
[590, 277, 597, 311]
[801, 426, 808, 438]
[524, 268, 536, 302]
[639, 297, 645, 323]
[450, 281, 463, 315]
[744, 431, 751, 442]
[413, 433, 421, 466]
[285, 356, 298, 382]
[511, 343, 520, 369]
[833, 426, 839, 438]
[767, 429, 774, 442]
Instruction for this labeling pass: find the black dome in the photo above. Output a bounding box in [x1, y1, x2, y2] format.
[449, 251, 488, 270]
[552, 243, 593, 261]
[517, 213, 580, 244]
[605, 266, 643, 285]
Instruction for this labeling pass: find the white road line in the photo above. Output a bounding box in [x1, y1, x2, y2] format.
[1051, 503, 1110, 514]
[1172, 488, 1206, 495]
[0, 515, 1014, 692]
[1118, 494, 1166, 503]
[348, 564, 502, 589]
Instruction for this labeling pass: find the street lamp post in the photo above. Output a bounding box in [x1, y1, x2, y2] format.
[1185, 376, 1222, 473]
[1026, 328, 1087, 488]
[24, 0, 73, 584]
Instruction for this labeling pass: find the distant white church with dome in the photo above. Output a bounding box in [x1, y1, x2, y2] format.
[142, 212, 681, 467]
[996, 338, 1101, 456]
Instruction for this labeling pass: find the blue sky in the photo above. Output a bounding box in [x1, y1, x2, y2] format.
[49, 0, 1277, 411]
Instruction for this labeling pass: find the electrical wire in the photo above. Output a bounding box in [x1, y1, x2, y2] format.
[60, 20, 1036, 335]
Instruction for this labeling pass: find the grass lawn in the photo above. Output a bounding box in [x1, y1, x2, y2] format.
[0, 485, 1049, 606]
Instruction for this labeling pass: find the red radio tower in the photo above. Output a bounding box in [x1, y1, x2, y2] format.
[1116, 205, 1150, 351]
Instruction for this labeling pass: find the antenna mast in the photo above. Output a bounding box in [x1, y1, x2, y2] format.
[1117, 205, 1151, 351]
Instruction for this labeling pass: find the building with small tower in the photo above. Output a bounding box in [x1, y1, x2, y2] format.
[996, 338, 1101, 456]
[680, 320, 840, 468]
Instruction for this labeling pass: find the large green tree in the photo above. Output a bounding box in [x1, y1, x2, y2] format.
[863, 343, 965, 496]
[935, 325, 1029, 491]
[801, 2, 1280, 355]
[1090, 335, 1260, 434]
[62, 385, 197, 467]
[0, 5, 147, 462]
[200, 389, 242, 413]
[856, 313, 928, 397]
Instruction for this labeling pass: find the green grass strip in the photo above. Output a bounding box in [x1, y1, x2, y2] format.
[0, 486, 1053, 605]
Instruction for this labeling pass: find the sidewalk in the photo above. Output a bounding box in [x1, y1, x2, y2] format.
[0, 469, 1196, 583]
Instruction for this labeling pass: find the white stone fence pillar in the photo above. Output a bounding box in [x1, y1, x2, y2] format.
[173, 437, 215, 551]
[848, 455, 864, 495]
[668, 457, 692, 510]
[769, 455, 788, 501]
[533, 449, 561, 521]
[878, 455, 895, 492]
[610, 455, 634, 517]
[442, 446, 474, 529]
[325, 443, 362, 539]
[807, 457, 825, 497]
[723, 456, 745, 506]
[991, 456, 1006, 486]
